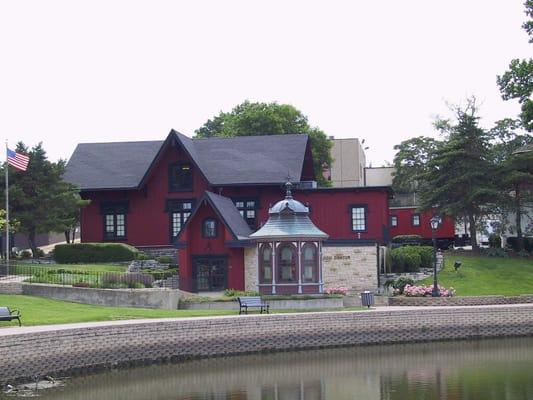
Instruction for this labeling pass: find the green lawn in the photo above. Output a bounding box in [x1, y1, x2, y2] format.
[419, 253, 533, 296]
[0, 295, 235, 327]
[20, 263, 128, 272]
[0, 295, 360, 327]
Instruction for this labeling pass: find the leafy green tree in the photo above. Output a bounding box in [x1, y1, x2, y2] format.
[0, 143, 89, 257]
[196, 101, 333, 186]
[392, 136, 442, 193]
[497, 1, 533, 131]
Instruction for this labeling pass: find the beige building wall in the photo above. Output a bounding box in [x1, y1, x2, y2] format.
[322, 245, 378, 292]
[244, 245, 378, 294]
[327, 138, 366, 187]
[365, 166, 394, 186]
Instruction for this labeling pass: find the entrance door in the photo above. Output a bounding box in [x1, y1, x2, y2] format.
[192, 256, 228, 292]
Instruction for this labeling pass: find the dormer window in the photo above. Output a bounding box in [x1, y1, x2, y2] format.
[169, 163, 193, 192]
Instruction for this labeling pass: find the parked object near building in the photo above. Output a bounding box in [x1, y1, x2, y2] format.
[64, 130, 389, 294]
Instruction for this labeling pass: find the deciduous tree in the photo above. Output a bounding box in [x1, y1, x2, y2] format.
[196, 101, 333, 186]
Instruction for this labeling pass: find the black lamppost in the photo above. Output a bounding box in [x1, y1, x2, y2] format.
[430, 216, 441, 297]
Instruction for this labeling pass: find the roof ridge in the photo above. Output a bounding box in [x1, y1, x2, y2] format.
[191, 133, 308, 141]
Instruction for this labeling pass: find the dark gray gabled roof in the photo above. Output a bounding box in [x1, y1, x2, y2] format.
[64, 130, 310, 190]
[192, 134, 308, 185]
[204, 192, 253, 240]
[63, 140, 164, 190]
[177, 191, 252, 242]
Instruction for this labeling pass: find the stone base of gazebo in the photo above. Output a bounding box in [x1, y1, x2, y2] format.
[244, 244, 378, 294]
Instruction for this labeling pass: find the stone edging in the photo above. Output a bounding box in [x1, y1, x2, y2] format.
[388, 295, 533, 306]
[2, 304, 533, 384]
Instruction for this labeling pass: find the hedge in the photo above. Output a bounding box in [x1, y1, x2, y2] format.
[392, 235, 422, 244]
[54, 243, 139, 263]
[506, 237, 533, 252]
[391, 245, 435, 273]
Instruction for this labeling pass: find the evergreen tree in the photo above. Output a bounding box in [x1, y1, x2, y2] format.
[418, 100, 500, 250]
[0, 143, 89, 257]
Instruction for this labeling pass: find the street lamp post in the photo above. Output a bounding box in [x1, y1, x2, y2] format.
[430, 216, 441, 297]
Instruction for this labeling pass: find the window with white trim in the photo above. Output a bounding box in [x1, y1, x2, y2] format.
[351, 206, 367, 232]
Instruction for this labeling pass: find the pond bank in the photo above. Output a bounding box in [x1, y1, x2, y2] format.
[1, 304, 533, 384]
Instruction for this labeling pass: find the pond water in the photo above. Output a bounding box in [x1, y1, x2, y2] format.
[5, 337, 533, 400]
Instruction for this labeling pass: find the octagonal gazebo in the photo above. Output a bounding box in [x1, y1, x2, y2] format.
[250, 182, 329, 294]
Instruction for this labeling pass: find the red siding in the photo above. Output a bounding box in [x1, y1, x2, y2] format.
[81, 143, 209, 246]
[389, 207, 455, 239]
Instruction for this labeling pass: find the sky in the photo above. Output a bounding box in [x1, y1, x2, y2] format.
[0, 0, 531, 167]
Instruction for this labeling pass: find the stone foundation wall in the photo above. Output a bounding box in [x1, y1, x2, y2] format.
[322, 245, 378, 293]
[244, 247, 258, 292]
[389, 295, 533, 307]
[136, 247, 178, 263]
[0, 281, 23, 295]
[2, 305, 533, 384]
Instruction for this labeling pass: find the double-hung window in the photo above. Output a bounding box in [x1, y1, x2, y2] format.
[166, 199, 195, 241]
[350, 205, 367, 232]
[101, 202, 129, 240]
[391, 215, 398, 227]
[169, 163, 193, 191]
[412, 214, 421, 227]
[234, 198, 257, 229]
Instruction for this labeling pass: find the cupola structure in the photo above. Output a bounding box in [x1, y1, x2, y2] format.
[250, 181, 328, 294]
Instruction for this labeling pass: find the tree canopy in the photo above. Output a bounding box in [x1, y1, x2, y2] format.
[0, 143, 89, 256]
[195, 101, 333, 186]
[497, 1, 533, 131]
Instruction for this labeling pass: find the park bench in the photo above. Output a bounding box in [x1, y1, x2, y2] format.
[0, 307, 21, 327]
[237, 296, 269, 315]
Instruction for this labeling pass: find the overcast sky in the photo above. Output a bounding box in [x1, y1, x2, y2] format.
[0, 0, 531, 166]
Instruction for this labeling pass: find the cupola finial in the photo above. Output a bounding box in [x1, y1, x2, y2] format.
[285, 175, 293, 200]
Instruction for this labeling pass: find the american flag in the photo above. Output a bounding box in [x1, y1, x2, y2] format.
[7, 148, 30, 171]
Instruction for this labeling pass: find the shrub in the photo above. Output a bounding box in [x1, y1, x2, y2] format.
[157, 255, 173, 264]
[482, 247, 508, 258]
[418, 246, 434, 269]
[391, 246, 422, 272]
[141, 268, 178, 280]
[223, 288, 260, 298]
[54, 243, 139, 263]
[101, 272, 153, 289]
[384, 277, 414, 295]
[506, 237, 533, 252]
[516, 250, 530, 258]
[20, 250, 32, 259]
[488, 234, 502, 248]
[392, 235, 422, 245]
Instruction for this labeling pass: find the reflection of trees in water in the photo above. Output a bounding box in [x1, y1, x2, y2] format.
[37, 337, 533, 400]
[380, 357, 533, 400]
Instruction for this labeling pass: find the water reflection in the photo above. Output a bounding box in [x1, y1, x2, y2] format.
[20, 337, 533, 400]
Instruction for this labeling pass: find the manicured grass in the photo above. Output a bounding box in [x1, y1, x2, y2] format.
[0, 295, 363, 327]
[36, 263, 128, 272]
[418, 253, 533, 296]
[0, 295, 235, 327]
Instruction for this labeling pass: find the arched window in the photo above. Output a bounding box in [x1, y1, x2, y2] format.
[259, 244, 273, 284]
[277, 243, 297, 282]
[301, 243, 318, 283]
[202, 218, 217, 238]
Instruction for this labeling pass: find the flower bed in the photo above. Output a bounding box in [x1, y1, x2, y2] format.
[402, 284, 455, 297]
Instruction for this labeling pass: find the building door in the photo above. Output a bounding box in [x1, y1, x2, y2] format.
[192, 256, 228, 292]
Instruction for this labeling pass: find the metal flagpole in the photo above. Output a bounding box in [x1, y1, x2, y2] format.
[5, 140, 9, 275]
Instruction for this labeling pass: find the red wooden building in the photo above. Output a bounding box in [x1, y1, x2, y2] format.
[64, 130, 393, 293]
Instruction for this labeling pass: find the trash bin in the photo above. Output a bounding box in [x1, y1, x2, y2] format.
[361, 291, 374, 308]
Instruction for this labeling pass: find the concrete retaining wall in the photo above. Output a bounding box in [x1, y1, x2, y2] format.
[2, 304, 533, 384]
[389, 295, 533, 307]
[21, 284, 182, 310]
[0, 281, 23, 295]
[180, 297, 344, 310]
